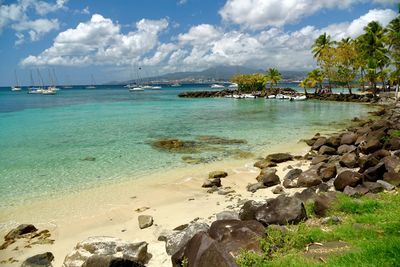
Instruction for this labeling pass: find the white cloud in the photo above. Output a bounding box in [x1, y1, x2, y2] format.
[21, 14, 169, 66]
[0, 0, 67, 42]
[21, 8, 397, 73]
[219, 0, 397, 29]
[177, 0, 188, 5]
[12, 18, 59, 41]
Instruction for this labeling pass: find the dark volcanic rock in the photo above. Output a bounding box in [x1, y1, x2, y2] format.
[82, 255, 144, 267]
[382, 156, 400, 173]
[358, 155, 380, 172]
[4, 224, 38, 241]
[246, 182, 266, 193]
[359, 138, 382, 154]
[265, 153, 293, 163]
[202, 178, 221, 188]
[314, 193, 337, 217]
[253, 159, 277, 169]
[239, 200, 264, 221]
[362, 182, 384, 194]
[337, 144, 357, 155]
[319, 145, 336, 155]
[208, 220, 265, 257]
[297, 168, 322, 187]
[371, 149, 391, 160]
[294, 188, 318, 202]
[318, 164, 337, 182]
[284, 168, 303, 180]
[386, 137, 400, 150]
[334, 171, 362, 191]
[21, 252, 54, 267]
[383, 172, 400, 186]
[343, 185, 369, 198]
[209, 171, 228, 179]
[311, 155, 329, 165]
[256, 168, 280, 187]
[339, 153, 358, 168]
[363, 162, 386, 182]
[254, 195, 307, 226]
[326, 135, 341, 148]
[312, 137, 327, 150]
[171, 232, 238, 267]
[340, 133, 358, 145]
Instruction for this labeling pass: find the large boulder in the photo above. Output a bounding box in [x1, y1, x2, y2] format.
[339, 153, 358, 168]
[334, 171, 362, 191]
[171, 232, 238, 267]
[265, 153, 293, 163]
[22, 252, 54, 267]
[386, 137, 400, 151]
[284, 168, 303, 180]
[318, 164, 337, 182]
[363, 162, 386, 182]
[371, 149, 391, 160]
[358, 155, 380, 173]
[254, 195, 307, 226]
[208, 220, 265, 257]
[297, 168, 322, 187]
[337, 144, 357, 155]
[163, 222, 209, 255]
[314, 193, 337, 217]
[382, 156, 400, 173]
[326, 135, 341, 148]
[62, 237, 149, 267]
[82, 255, 143, 267]
[311, 155, 329, 165]
[312, 137, 327, 150]
[383, 172, 400, 186]
[362, 182, 384, 194]
[239, 200, 264, 221]
[340, 133, 358, 145]
[343, 186, 369, 198]
[253, 159, 276, 169]
[319, 145, 336, 155]
[359, 138, 382, 154]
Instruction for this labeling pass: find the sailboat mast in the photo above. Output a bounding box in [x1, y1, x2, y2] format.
[14, 70, 19, 86]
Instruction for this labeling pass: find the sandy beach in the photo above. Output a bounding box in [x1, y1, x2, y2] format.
[0, 139, 313, 266]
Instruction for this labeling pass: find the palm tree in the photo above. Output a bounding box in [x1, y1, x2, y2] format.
[312, 33, 333, 59]
[357, 21, 388, 95]
[265, 68, 282, 92]
[386, 15, 400, 99]
[299, 78, 310, 96]
[307, 69, 324, 94]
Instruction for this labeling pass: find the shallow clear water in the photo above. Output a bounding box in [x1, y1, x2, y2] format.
[0, 84, 372, 205]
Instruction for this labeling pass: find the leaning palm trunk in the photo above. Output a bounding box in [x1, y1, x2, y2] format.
[396, 79, 399, 101]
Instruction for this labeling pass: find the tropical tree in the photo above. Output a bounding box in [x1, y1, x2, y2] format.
[312, 33, 333, 59]
[312, 33, 335, 90]
[357, 21, 388, 95]
[386, 15, 400, 99]
[231, 73, 266, 92]
[307, 69, 324, 94]
[265, 68, 282, 91]
[333, 39, 358, 94]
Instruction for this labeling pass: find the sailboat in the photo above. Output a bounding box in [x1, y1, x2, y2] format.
[11, 70, 22, 91]
[28, 70, 43, 94]
[86, 74, 96, 89]
[129, 67, 144, 91]
[40, 69, 56, 95]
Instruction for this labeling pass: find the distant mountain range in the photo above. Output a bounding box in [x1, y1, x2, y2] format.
[106, 65, 307, 85]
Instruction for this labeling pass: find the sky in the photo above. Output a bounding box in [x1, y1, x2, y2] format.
[0, 0, 398, 86]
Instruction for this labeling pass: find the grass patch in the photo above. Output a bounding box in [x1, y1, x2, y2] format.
[237, 191, 400, 267]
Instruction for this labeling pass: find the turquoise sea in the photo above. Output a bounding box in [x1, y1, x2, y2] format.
[0, 84, 372, 206]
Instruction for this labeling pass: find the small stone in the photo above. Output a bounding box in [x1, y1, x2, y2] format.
[138, 215, 153, 229]
[208, 171, 228, 179]
[272, 185, 284, 194]
[321, 216, 341, 225]
[202, 178, 221, 188]
[376, 180, 395, 191]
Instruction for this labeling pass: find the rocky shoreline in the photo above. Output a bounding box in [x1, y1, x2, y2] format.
[1, 101, 399, 267]
[178, 88, 379, 103]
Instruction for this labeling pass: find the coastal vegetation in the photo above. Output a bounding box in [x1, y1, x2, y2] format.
[231, 68, 282, 93]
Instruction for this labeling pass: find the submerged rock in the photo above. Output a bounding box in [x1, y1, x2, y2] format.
[196, 135, 247, 145]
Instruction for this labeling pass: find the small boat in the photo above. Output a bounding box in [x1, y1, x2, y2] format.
[275, 94, 285, 99]
[129, 86, 144, 91]
[11, 70, 22, 91]
[42, 87, 56, 95]
[228, 83, 238, 89]
[266, 95, 276, 99]
[28, 87, 43, 94]
[290, 95, 307, 101]
[233, 94, 244, 99]
[210, 84, 225, 89]
[244, 94, 256, 99]
[142, 85, 153, 89]
[171, 83, 181, 87]
[149, 86, 162, 89]
[86, 74, 96, 89]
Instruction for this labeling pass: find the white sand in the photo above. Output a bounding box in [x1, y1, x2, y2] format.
[0, 141, 311, 267]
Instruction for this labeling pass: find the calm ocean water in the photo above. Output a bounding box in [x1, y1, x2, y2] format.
[0, 83, 372, 205]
